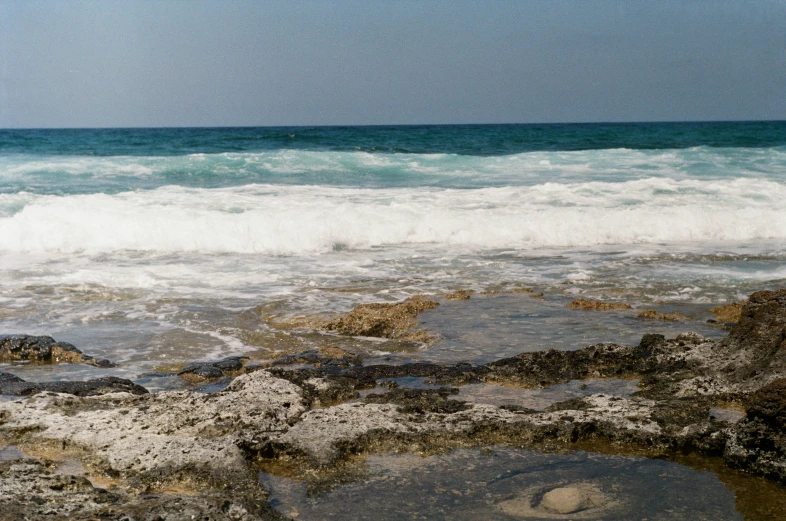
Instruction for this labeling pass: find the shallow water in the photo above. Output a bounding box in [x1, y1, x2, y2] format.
[260, 447, 743, 520]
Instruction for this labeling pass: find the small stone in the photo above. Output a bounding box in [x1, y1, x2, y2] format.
[540, 487, 593, 514]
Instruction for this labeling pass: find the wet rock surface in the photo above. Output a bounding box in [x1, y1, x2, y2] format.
[0, 372, 148, 397]
[635, 309, 691, 321]
[445, 289, 474, 300]
[711, 301, 745, 324]
[0, 335, 114, 367]
[3, 289, 786, 518]
[567, 299, 632, 311]
[177, 355, 250, 383]
[322, 296, 438, 341]
[0, 458, 286, 521]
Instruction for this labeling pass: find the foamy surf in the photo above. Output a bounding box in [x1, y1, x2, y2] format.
[1, 144, 785, 194]
[1, 177, 785, 254]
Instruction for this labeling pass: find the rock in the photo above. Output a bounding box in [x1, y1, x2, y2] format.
[364, 387, 470, 414]
[445, 290, 474, 300]
[6, 287, 786, 513]
[269, 348, 362, 370]
[178, 355, 250, 383]
[323, 296, 438, 339]
[635, 310, 691, 321]
[0, 370, 306, 506]
[0, 459, 283, 520]
[0, 335, 114, 367]
[567, 299, 632, 311]
[710, 301, 745, 324]
[0, 372, 148, 397]
[541, 486, 596, 514]
[709, 289, 786, 386]
[745, 378, 786, 430]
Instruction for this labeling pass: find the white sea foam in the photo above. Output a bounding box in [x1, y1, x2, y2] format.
[1, 146, 784, 189]
[1, 178, 785, 254]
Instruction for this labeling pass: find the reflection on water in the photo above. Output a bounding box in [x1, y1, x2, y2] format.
[260, 447, 742, 520]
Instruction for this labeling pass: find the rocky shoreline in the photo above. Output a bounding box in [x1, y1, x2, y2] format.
[2, 290, 786, 519]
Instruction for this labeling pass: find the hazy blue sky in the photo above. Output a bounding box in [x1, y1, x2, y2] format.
[1, 0, 785, 128]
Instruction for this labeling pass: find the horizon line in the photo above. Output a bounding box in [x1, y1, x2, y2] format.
[2, 118, 785, 132]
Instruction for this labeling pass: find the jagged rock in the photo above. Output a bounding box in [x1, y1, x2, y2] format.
[0, 370, 305, 508]
[4, 287, 786, 514]
[323, 296, 438, 339]
[746, 378, 786, 430]
[445, 290, 474, 300]
[0, 372, 148, 397]
[0, 459, 284, 521]
[635, 309, 691, 321]
[269, 348, 361, 370]
[0, 335, 114, 367]
[711, 301, 745, 324]
[178, 355, 250, 383]
[567, 299, 632, 311]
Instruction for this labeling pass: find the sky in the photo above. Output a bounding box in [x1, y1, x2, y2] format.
[1, 0, 785, 128]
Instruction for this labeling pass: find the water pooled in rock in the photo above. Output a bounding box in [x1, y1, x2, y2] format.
[260, 448, 741, 520]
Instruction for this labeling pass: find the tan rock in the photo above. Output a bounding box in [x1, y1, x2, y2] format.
[568, 298, 631, 311]
[711, 302, 745, 324]
[635, 310, 691, 321]
[323, 296, 438, 339]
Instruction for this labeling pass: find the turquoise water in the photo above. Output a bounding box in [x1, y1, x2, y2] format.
[0, 122, 785, 380]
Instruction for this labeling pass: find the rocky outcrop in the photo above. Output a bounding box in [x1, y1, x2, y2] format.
[0, 370, 305, 519]
[0, 459, 285, 521]
[0, 335, 114, 367]
[711, 301, 745, 324]
[445, 290, 474, 300]
[322, 296, 438, 340]
[635, 310, 691, 321]
[567, 299, 632, 311]
[177, 355, 250, 383]
[0, 372, 147, 397]
[4, 289, 786, 517]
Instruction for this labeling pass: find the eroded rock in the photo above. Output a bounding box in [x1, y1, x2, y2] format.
[0, 370, 305, 513]
[711, 301, 745, 324]
[0, 335, 114, 367]
[635, 310, 691, 321]
[178, 355, 250, 383]
[0, 372, 147, 397]
[5, 288, 786, 515]
[567, 299, 632, 311]
[445, 290, 474, 300]
[0, 458, 283, 521]
[322, 296, 438, 340]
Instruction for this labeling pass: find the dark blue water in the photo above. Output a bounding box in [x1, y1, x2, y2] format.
[1, 121, 785, 157]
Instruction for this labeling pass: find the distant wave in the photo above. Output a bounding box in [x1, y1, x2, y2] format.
[1, 178, 785, 254]
[1, 145, 785, 195]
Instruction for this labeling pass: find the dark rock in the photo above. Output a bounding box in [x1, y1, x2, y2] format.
[269, 348, 362, 369]
[715, 289, 786, 384]
[0, 335, 114, 367]
[745, 378, 786, 431]
[178, 356, 250, 382]
[0, 373, 148, 397]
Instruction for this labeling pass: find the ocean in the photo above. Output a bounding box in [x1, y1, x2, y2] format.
[1, 122, 785, 386]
